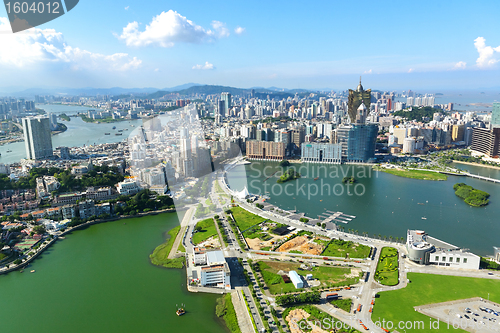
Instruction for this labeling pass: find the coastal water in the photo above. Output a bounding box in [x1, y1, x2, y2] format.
[0, 104, 142, 164]
[227, 161, 500, 256]
[0, 213, 227, 333]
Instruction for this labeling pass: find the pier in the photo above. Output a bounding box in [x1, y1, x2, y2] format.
[317, 211, 356, 224]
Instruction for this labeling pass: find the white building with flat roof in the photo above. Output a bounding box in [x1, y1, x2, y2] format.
[289, 270, 303, 288]
[192, 249, 231, 290]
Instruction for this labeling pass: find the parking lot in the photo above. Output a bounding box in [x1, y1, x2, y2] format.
[417, 297, 500, 332]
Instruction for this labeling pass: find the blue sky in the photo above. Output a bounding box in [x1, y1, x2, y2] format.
[1, 0, 500, 91]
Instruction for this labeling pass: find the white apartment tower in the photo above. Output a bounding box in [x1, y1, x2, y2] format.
[22, 116, 53, 160]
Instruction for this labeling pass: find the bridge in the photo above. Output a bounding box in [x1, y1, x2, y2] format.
[464, 172, 500, 183]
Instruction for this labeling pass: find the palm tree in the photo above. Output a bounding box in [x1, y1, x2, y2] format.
[389, 236, 393, 242]
[378, 233, 381, 240]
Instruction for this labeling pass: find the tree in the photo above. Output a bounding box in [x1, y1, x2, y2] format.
[33, 225, 46, 235]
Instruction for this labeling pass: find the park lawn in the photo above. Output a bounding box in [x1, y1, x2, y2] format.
[322, 239, 371, 259]
[192, 218, 218, 245]
[378, 168, 448, 181]
[149, 226, 184, 268]
[243, 225, 273, 241]
[257, 261, 355, 294]
[374, 273, 500, 333]
[374, 247, 399, 286]
[231, 206, 266, 231]
[0, 252, 7, 261]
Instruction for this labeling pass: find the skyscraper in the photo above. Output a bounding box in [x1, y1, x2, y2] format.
[221, 92, 232, 117]
[492, 102, 500, 128]
[347, 78, 371, 123]
[22, 116, 53, 160]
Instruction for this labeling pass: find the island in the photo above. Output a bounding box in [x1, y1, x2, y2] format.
[276, 169, 301, 183]
[342, 176, 356, 184]
[453, 183, 490, 207]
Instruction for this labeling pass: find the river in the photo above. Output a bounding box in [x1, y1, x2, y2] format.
[0, 104, 143, 164]
[227, 161, 500, 257]
[0, 212, 228, 333]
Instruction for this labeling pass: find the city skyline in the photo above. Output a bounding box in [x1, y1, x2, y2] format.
[0, 1, 500, 91]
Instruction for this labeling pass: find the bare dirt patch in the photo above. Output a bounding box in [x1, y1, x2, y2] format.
[286, 309, 329, 333]
[277, 236, 325, 255]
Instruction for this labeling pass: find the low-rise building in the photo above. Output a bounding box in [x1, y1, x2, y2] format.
[289, 270, 303, 288]
[116, 180, 142, 195]
[406, 230, 480, 269]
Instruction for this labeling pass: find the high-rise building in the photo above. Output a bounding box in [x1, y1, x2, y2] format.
[335, 124, 378, 162]
[470, 128, 500, 158]
[347, 78, 371, 123]
[246, 141, 285, 160]
[221, 92, 231, 117]
[22, 116, 53, 160]
[301, 143, 342, 163]
[492, 102, 500, 128]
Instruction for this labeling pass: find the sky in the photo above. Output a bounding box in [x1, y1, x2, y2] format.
[1, 0, 500, 92]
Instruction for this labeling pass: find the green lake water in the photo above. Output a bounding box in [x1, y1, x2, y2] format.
[227, 161, 500, 257]
[0, 213, 228, 333]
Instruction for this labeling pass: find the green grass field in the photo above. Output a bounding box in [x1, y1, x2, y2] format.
[378, 168, 448, 181]
[192, 218, 218, 245]
[231, 206, 266, 231]
[216, 293, 242, 333]
[149, 226, 184, 268]
[257, 261, 355, 294]
[330, 298, 352, 313]
[374, 247, 399, 286]
[374, 273, 500, 332]
[322, 239, 371, 259]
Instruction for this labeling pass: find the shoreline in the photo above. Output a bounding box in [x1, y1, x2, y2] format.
[453, 160, 500, 171]
[0, 208, 177, 275]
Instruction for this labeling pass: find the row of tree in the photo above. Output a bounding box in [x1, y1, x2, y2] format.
[275, 291, 321, 306]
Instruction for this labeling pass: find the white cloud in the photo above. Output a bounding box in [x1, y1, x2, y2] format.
[452, 61, 466, 70]
[117, 10, 229, 47]
[474, 37, 500, 68]
[0, 17, 141, 71]
[363, 69, 372, 74]
[154, 68, 160, 72]
[234, 26, 245, 35]
[211, 21, 229, 38]
[125, 6, 129, 10]
[408, 68, 414, 73]
[192, 61, 215, 70]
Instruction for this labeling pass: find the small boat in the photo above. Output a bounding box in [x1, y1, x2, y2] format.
[115, 133, 122, 136]
[118, 129, 123, 132]
[417, 203, 425, 205]
[104, 133, 110, 135]
[30, 270, 35, 273]
[176, 304, 186, 316]
[6, 149, 12, 153]
[421, 217, 427, 220]
[112, 126, 116, 129]
[314, 177, 319, 181]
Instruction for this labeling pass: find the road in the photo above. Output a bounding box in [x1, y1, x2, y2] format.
[179, 156, 498, 333]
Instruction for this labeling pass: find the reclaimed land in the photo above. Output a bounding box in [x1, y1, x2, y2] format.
[377, 168, 448, 181]
[192, 218, 218, 245]
[215, 293, 242, 333]
[149, 226, 184, 268]
[374, 273, 500, 333]
[230, 206, 266, 231]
